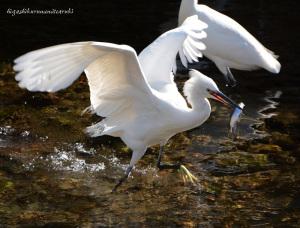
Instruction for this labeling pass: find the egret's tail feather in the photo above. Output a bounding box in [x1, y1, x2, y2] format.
[82, 106, 95, 115]
[262, 52, 281, 74]
[84, 121, 106, 137]
[264, 47, 279, 59]
[84, 119, 120, 137]
[258, 45, 281, 74]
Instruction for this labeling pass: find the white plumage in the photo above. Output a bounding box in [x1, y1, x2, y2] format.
[179, 0, 281, 86]
[14, 16, 240, 188]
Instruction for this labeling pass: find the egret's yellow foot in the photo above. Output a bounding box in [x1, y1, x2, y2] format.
[179, 165, 198, 186]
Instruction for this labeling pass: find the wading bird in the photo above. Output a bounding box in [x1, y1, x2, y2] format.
[13, 16, 241, 190]
[179, 0, 281, 87]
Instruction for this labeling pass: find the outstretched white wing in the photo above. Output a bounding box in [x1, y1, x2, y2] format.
[14, 42, 154, 118]
[138, 15, 207, 92]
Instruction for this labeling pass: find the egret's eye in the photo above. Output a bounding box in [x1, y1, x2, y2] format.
[207, 88, 212, 94]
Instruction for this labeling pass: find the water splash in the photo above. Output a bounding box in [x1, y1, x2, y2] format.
[46, 143, 105, 173]
[0, 126, 15, 138]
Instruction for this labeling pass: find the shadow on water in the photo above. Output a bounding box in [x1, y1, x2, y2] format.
[0, 0, 299, 227]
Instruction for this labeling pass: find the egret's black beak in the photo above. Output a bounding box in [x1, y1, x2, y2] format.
[210, 90, 242, 110]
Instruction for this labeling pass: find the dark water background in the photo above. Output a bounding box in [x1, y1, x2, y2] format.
[0, 0, 299, 227]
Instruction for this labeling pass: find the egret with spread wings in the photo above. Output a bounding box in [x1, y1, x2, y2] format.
[14, 16, 241, 189]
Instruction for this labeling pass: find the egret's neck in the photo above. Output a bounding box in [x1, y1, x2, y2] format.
[192, 97, 210, 112]
[183, 76, 211, 123]
[179, 0, 198, 26]
[183, 97, 211, 131]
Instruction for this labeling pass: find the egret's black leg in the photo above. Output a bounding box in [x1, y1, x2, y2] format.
[156, 145, 180, 170]
[157, 145, 198, 186]
[112, 166, 133, 192]
[225, 67, 237, 88]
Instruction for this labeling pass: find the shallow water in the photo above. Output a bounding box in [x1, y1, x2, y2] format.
[0, 0, 299, 227]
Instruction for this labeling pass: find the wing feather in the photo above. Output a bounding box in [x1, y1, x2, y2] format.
[14, 41, 154, 119]
[138, 15, 207, 92]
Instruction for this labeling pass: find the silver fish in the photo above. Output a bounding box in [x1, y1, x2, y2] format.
[229, 102, 245, 137]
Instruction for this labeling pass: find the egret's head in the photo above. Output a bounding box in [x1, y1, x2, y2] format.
[184, 70, 218, 99]
[184, 70, 242, 109]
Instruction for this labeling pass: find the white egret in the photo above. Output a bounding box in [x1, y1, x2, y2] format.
[13, 16, 241, 190]
[179, 0, 281, 87]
